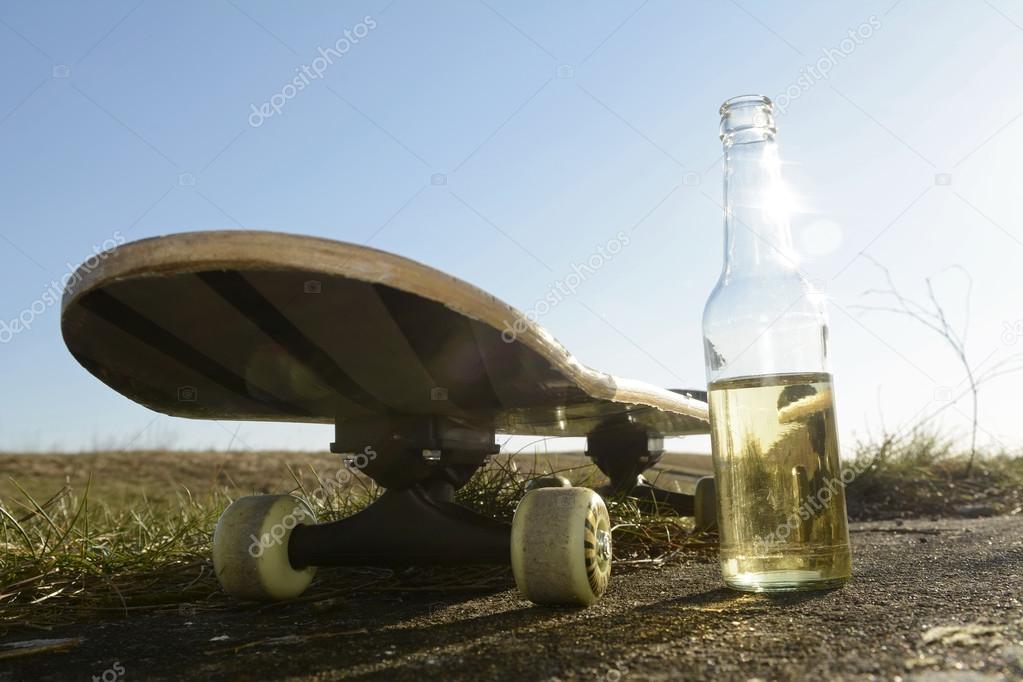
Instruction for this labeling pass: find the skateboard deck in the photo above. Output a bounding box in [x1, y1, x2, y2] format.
[61, 231, 708, 438]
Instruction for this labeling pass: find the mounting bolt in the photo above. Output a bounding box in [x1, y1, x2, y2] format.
[595, 529, 612, 562]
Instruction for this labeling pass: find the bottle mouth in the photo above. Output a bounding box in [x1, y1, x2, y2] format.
[719, 94, 776, 144]
[719, 94, 772, 113]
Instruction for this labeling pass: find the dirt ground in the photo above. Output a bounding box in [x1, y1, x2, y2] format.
[2, 515, 1021, 681]
[0, 450, 343, 507]
[0, 450, 711, 505]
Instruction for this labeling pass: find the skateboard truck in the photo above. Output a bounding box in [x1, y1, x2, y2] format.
[210, 413, 612, 605]
[586, 413, 716, 530]
[329, 414, 500, 490]
[283, 414, 510, 566]
[287, 473, 512, 567]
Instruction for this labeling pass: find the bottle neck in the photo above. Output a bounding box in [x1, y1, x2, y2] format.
[721, 136, 797, 279]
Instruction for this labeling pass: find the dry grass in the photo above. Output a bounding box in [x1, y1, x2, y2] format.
[0, 453, 346, 634]
[0, 450, 339, 509]
[4, 431, 1018, 635]
[844, 428, 1023, 520]
[0, 450, 708, 635]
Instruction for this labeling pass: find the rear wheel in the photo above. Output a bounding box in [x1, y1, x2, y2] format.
[524, 475, 572, 491]
[694, 476, 717, 533]
[511, 488, 611, 606]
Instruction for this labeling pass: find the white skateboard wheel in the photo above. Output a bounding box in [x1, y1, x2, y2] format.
[694, 476, 717, 533]
[524, 475, 572, 491]
[213, 495, 317, 601]
[511, 488, 611, 606]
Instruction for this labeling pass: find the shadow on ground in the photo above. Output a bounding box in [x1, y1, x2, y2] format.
[2, 516, 1022, 681]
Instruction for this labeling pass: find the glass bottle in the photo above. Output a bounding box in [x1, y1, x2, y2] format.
[702, 95, 851, 592]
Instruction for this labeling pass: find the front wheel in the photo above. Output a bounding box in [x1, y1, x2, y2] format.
[212, 495, 317, 601]
[511, 488, 611, 606]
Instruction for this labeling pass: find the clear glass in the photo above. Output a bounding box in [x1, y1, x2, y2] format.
[702, 95, 851, 592]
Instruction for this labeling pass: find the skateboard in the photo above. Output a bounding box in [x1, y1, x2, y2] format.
[61, 230, 714, 605]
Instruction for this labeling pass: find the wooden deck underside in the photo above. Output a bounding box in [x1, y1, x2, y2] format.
[61, 231, 708, 438]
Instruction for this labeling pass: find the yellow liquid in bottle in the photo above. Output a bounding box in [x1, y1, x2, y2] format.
[708, 372, 852, 591]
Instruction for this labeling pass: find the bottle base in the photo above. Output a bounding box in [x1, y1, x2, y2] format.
[724, 569, 848, 593]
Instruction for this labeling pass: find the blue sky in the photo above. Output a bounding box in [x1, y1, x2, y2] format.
[1, 1, 1022, 453]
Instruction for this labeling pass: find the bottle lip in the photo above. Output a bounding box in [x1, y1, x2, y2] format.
[719, 94, 776, 144]
[719, 94, 773, 114]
